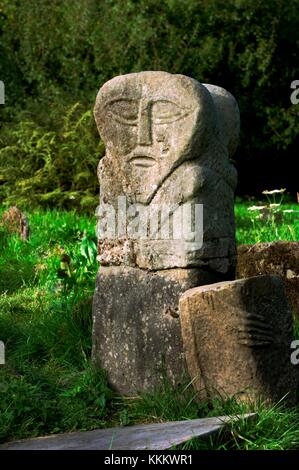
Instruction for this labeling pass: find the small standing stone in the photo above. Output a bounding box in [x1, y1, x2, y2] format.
[179, 275, 298, 404]
[1, 206, 30, 240]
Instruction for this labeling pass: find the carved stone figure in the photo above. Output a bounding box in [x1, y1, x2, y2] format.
[92, 72, 239, 394]
[94, 72, 239, 273]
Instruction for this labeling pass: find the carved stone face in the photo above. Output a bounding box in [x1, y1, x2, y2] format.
[94, 72, 214, 203]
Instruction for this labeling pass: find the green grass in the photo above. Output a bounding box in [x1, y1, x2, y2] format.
[235, 200, 299, 244]
[0, 202, 298, 448]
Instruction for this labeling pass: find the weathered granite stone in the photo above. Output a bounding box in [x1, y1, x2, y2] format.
[237, 242, 299, 319]
[92, 266, 230, 394]
[92, 72, 239, 393]
[94, 71, 239, 272]
[179, 275, 298, 404]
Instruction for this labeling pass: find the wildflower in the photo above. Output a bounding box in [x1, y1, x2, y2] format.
[35, 264, 47, 272]
[262, 188, 286, 195]
[247, 205, 267, 211]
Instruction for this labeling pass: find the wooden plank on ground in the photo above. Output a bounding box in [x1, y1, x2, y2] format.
[0, 413, 256, 450]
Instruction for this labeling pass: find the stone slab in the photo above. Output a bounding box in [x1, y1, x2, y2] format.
[0, 414, 256, 450]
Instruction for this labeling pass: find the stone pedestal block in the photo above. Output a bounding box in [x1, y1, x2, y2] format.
[179, 275, 298, 404]
[92, 266, 230, 395]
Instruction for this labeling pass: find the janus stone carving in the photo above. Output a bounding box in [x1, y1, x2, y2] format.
[94, 72, 239, 272]
[92, 72, 240, 394]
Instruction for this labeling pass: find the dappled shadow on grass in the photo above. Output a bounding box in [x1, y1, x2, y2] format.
[0, 228, 37, 294]
[0, 211, 107, 443]
[0, 287, 108, 443]
[0, 287, 93, 367]
[0, 365, 112, 443]
[0, 262, 36, 294]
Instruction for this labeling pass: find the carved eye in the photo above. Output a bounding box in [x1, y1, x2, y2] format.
[106, 99, 139, 125]
[151, 100, 192, 124]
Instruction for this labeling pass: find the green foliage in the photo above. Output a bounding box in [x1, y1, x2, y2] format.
[0, 0, 298, 207]
[0, 103, 103, 211]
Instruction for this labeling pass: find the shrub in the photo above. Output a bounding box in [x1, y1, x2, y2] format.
[0, 103, 104, 211]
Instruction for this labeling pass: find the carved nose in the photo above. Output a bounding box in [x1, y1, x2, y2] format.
[137, 102, 152, 145]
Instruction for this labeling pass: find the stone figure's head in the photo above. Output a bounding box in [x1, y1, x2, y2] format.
[94, 71, 216, 203]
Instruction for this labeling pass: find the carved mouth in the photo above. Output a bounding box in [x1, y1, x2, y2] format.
[129, 155, 156, 168]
